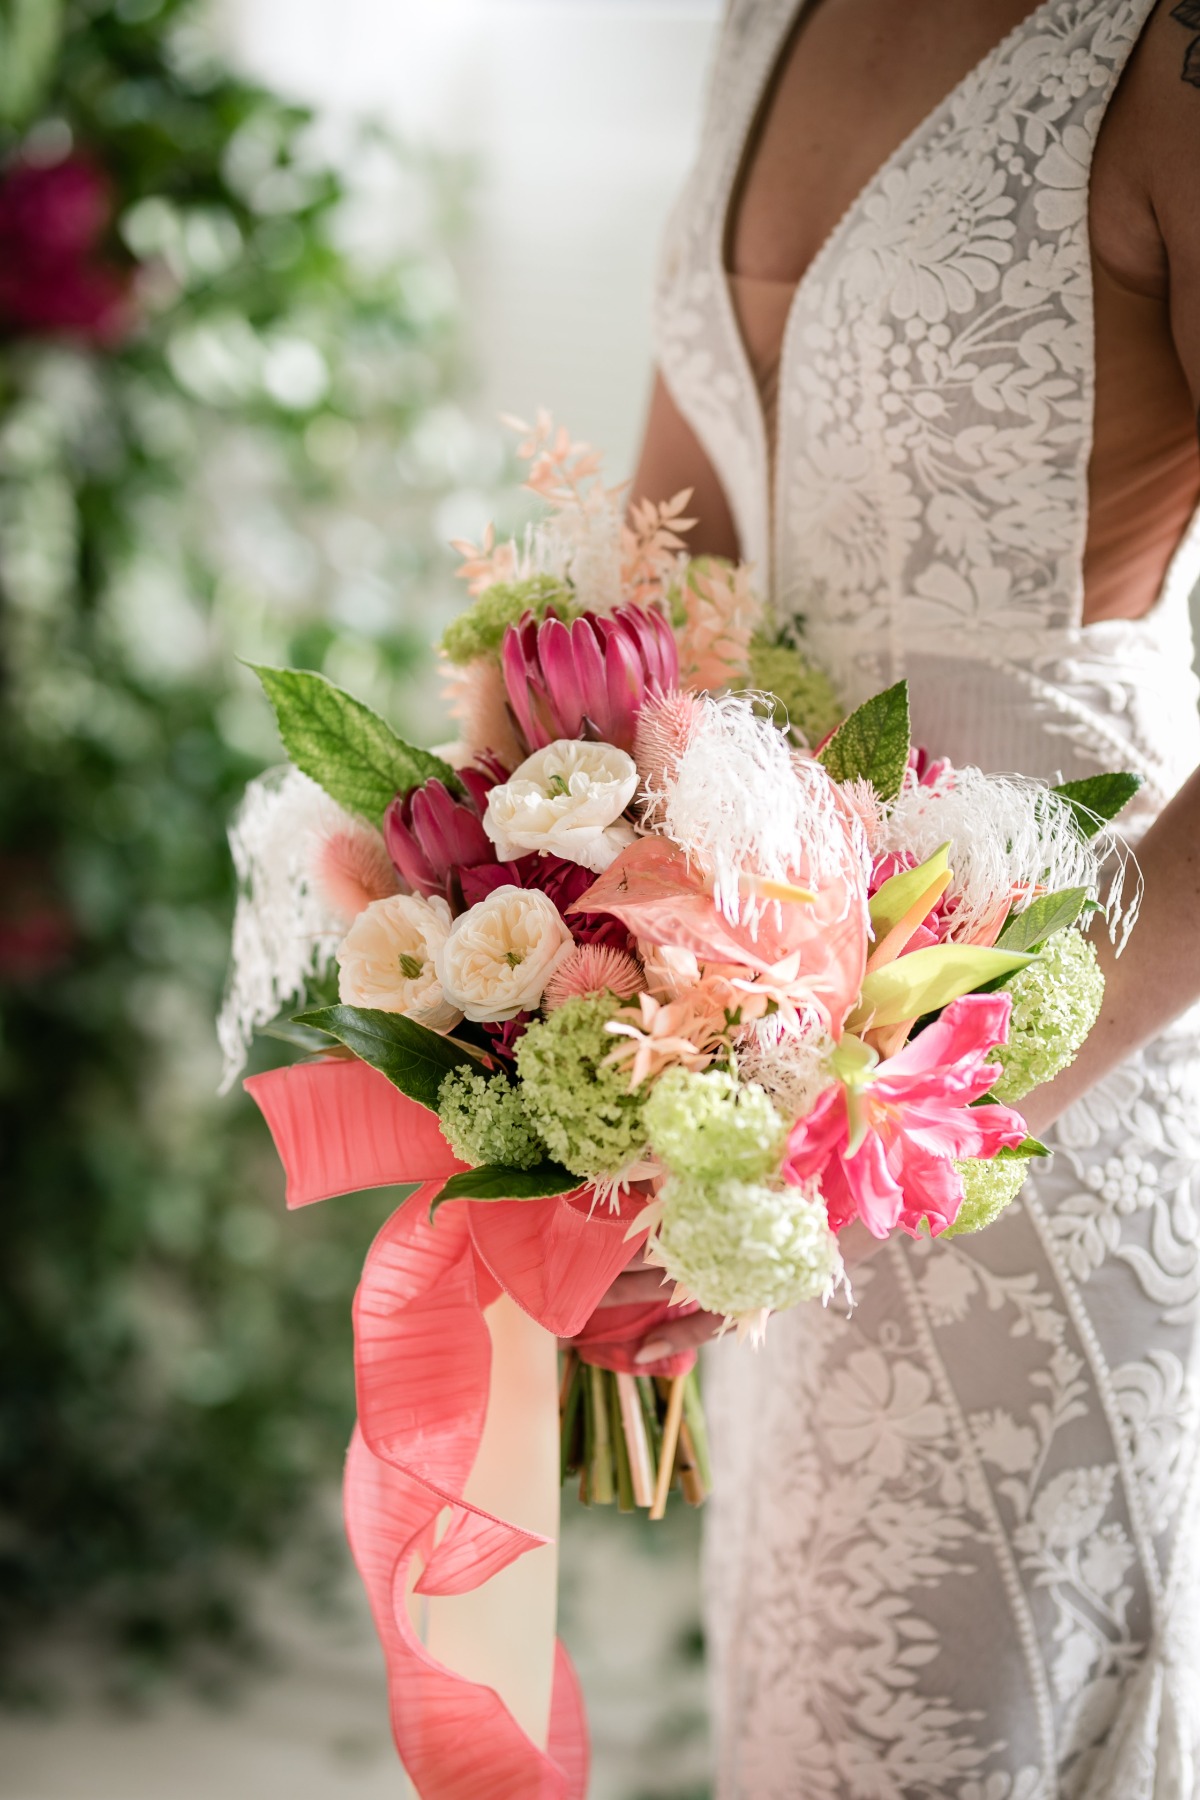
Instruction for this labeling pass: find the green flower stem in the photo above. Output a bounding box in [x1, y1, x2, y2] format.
[608, 1371, 635, 1514]
[559, 1353, 585, 1483]
[587, 1363, 616, 1506]
[636, 1374, 664, 1472]
[682, 1370, 713, 1492]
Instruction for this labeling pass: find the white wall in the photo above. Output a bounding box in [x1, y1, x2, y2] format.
[217, 0, 720, 475]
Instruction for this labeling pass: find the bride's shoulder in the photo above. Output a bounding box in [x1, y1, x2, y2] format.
[1091, 2, 1200, 314]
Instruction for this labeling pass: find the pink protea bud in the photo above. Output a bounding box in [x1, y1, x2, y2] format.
[313, 821, 400, 918]
[501, 603, 680, 754]
[543, 944, 645, 1011]
[383, 764, 506, 909]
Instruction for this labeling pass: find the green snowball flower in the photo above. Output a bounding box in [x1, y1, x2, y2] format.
[437, 1067, 547, 1170]
[439, 574, 577, 665]
[515, 994, 647, 1180]
[644, 1067, 787, 1183]
[992, 929, 1105, 1103]
[748, 632, 844, 747]
[655, 1174, 843, 1317]
[944, 1155, 1030, 1238]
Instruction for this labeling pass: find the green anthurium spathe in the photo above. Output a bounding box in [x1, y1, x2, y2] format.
[848, 943, 1039, 1032]
[868, 844, 953, 941]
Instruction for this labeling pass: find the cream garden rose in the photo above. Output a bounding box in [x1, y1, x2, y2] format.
[482, 739, 638, 874]
[337, 893, 462, 1030]
[436, 885, 574, 1022]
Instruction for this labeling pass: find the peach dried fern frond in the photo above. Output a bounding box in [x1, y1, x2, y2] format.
[621, 488, 698, 605]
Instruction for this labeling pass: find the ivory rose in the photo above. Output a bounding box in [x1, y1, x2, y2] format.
[337, 893, 461, 1030]
[436, 884, 574, 1022]
[482, 739, 638, 874]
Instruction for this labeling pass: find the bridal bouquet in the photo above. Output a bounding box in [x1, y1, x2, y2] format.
[221, 415, 1137, 1793]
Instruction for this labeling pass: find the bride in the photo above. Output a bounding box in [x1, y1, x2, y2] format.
[606, 0, 1200, 1793]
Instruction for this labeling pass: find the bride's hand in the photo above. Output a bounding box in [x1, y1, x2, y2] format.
[600, 1225, 885, 1364]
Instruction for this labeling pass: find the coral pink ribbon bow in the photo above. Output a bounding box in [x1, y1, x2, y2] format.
[245, 1056, 692, 1799]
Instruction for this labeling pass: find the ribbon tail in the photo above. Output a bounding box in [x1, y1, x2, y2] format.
[244, 1060, 463, 1207]
[350, 1186, 585, 1798]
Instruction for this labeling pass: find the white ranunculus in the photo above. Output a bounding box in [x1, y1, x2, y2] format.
[482, 739, 638, 874]
[436, 884, 574, 1022]
[337, 893, 462, 1031]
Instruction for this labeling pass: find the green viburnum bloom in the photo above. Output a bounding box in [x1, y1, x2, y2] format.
[439, 574, 578, 665]
[992, 929, 1105, 1103]
[655, 1174, 843, 1317]
[644, 1066, 787, 1184]
[515, 994, 647, 1179]
[748, 632, 844, 747]
[437, 1067, 547, 1170]
[944, 1155, 1030, 1237]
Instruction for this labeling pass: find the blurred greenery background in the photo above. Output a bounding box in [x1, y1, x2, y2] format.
[0, 2, 708, 1795]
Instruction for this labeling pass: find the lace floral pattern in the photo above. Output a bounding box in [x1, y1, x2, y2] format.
[661, 1, 1200, 1794]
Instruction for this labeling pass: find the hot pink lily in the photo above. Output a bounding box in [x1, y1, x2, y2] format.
[501, 603, 679, 753]
[783, 993, 1027, 1239]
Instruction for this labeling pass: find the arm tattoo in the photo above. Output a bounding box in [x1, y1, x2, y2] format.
[1172, 2, 1200, 85]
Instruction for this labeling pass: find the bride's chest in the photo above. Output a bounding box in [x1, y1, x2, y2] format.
[728, 0, 1049, 283]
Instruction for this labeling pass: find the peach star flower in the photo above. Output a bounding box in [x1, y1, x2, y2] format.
[602, 991, 725, 1090]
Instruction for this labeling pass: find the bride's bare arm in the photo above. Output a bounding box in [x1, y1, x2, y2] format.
[1023, 3, 1200, 1132]
[629, 368, 742, 561]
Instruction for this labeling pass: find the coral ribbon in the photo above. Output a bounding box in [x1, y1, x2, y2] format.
[245, 1057, 692, 1798]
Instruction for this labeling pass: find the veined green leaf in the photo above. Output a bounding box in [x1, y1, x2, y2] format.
[996, 887, 1088, 953]
[817, 680, 911, 802]
[1052, 772, 1141, 840]
[294, 1005, 475, 1111]
[849, 943, 1038, 1031]
[868, 844, 952, 940]
[251, 663, 461, 822]
[429, 1160, 582, 1217]
[994, 1137, 1051, 1160]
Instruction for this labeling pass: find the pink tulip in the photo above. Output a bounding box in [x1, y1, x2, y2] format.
[783, 993, 1027, 1239]
[383, 762, 504, 910]
[501, 604, 679, 753]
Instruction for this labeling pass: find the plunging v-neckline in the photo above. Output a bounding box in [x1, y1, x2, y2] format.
[717, 0, 1063, 559]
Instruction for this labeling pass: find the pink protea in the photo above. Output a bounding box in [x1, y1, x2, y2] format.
[501, 603, 679, 754]
[383, 761, 506, 911]
[783, 993, 1028, 1239]
[313, 820, 400, 918]
[543, 944, 644, 1011]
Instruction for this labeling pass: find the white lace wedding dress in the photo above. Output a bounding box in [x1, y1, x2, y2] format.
[654, 3, 1200, 1795]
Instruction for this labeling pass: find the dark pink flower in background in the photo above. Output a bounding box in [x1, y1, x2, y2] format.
[0, 154, 135, 344]
[383, 760, 505, 910]
[501, 603, 678, 753]
[783, 993, 1027, 1240]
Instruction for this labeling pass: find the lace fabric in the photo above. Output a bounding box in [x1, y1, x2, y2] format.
[653, 2, 1200, 1794]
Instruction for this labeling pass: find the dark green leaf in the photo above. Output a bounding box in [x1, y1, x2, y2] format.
[251, 663, 461, 821]
[430, 1161, 582, 1217]
[816, 680, 911, 802]
[996, 886, 1088, 953]
[995, 1137, 1051, 1159]
[294, 1005, 476, 1111]
[1052, 772, 1142, 839]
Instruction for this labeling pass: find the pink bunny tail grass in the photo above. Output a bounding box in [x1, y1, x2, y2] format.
[440, 652, 525, 769]
[543, 944, 645, 1011]
[634, 688, 700, 808]
[314, 822, 400, 919]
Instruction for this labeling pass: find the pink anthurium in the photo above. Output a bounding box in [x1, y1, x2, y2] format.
[783, 992, 1028, 1239]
